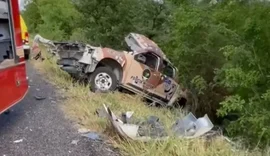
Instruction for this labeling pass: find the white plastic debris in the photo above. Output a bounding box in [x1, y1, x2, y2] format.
[71, 140, 80, 145]
[13, 139, 23, 143]
[125, 111, 134, 118]
[78, 128, 90, 134]
[103, 104, 168, 142]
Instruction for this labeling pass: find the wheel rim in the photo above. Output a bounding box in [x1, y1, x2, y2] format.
[94, 72, 113, 91]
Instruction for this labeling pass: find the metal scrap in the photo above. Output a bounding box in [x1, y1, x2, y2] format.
[171, 112, 214, 138]
[101, 104, 214, 141]
[137, 116, 167, 138]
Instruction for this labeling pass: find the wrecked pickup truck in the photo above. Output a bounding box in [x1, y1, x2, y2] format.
[32, 33, 187, 107]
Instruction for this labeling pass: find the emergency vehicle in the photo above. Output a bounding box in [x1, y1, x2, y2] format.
[0, 0, 29, 114]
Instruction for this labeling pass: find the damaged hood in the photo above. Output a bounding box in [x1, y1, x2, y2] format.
[125, 33, 167, 59]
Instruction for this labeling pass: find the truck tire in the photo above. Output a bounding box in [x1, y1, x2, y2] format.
[89, 66, 117, 93]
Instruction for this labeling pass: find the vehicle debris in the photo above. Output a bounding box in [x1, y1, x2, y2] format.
[101, 104, 214, 141]
[13, 139, 23, 143]
[32, 33, 188, 108]
[171, 112, 214, 138]
[121, 111, 134, 124]
[34, 95, 46, 100]
[71, 139, 80, 145]
[81, 132, 102, 141]
[137, 116, 167, 138]
[78, 128, 91, 134]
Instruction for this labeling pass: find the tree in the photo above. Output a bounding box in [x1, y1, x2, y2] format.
[21, 0, 42, 33]
[22, 0, 81, 40]
[37, 0, 81, 40]
[74, 0, 171, 48]
[214, 1, 270, 147]
[162, 3, 240, 120]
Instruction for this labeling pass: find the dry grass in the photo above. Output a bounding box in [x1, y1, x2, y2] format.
[31, 50, 266, 156]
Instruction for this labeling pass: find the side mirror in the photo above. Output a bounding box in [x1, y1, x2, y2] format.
[134, 54, 146, 64]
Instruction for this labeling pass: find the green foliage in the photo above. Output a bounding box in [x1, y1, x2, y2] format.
[162, 3, 239, 119]
[21, 0, 42, 33]
[213, 2, 270, 147]
[22, 0, 81, 40]
[37, 0, 80, 40]
[74, 0, 171, 49]
[164, 0, 270, 147]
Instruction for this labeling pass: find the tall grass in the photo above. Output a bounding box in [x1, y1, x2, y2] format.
[31, 50, 266, 156]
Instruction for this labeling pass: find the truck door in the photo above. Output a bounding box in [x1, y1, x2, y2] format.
[154, 61, 179, 102]
[124, 52, 162, 95]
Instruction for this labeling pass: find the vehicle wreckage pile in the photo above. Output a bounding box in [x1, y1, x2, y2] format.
[96, 104, 216, 141]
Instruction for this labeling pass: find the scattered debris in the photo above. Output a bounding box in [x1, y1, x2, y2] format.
[81, 132, 101, 141]
[34, 95, 46, 100]
[71, 139, 80, 145]
[121, 111, 134, 124]
[78, 128, 91, 134]
[13, 139, 23, 143]
[137, 116, 167, 138]
[101, 104, 214, 141]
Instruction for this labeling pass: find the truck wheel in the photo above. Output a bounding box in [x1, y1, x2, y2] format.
[89, 67, 117, 93]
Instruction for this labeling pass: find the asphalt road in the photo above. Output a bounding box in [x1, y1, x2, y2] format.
[0, 63, 119, 156]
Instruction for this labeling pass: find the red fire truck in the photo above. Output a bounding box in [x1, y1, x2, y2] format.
[0, 0, 29, 114]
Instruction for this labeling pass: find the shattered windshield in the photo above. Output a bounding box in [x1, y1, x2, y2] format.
[162, 61, 175, 78]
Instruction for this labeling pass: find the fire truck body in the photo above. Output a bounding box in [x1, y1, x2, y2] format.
[0, 0, 29, 114]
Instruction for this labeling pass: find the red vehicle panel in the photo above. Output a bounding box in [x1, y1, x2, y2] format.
[0, 0, 29, 114]
[0, 63, 28, 114]
[11, 0, 23, 47]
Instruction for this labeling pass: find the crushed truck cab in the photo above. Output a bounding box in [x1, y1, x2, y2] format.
[33, 33, 186, 107]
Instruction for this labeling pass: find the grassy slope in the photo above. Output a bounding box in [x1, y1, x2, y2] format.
[31, 50, 265, 156]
